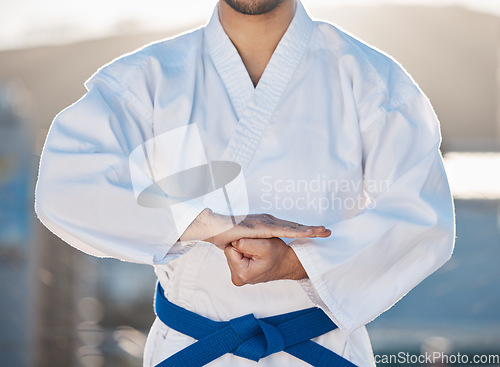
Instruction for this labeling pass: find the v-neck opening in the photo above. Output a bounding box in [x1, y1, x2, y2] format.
[204, 1, 315, 169]
[204, 1, 314, 118]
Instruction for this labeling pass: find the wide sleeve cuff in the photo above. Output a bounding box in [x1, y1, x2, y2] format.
[291, 240, 357, 334]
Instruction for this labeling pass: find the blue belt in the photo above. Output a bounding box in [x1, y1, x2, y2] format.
[154, 283, 356, 366]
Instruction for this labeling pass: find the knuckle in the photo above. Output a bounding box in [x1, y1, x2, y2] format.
[261, 213, 275, 222]
[231, 275, 245, 287]
[239, 273, 248, 283]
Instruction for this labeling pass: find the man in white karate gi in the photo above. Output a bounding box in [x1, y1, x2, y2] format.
[35, 0, 456, 366]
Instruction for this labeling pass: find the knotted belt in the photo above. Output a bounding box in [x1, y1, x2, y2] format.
[154, 283, 356, 366]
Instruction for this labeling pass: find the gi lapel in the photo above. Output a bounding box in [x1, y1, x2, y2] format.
[204, 1, 315, 171]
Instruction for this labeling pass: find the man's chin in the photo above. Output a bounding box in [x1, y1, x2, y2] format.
[223, 0, 287, 15]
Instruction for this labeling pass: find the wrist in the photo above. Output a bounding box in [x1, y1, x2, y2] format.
[205, 211, 234, 247]
[285, 246, 308, 280]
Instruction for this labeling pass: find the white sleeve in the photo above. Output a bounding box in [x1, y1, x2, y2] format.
[35, 83, 205, 265]
[290, 91, 456, 334]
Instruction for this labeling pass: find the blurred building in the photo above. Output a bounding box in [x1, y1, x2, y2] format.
[0, 3, 499, 366]
[0, 84, 36, 366]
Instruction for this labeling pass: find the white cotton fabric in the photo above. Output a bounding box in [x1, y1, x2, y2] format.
[35, 2, 455, 366]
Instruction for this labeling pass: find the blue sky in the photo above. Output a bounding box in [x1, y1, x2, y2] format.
[1, 0, 499, 50]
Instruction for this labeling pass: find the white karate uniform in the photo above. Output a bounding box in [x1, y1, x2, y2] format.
[35, 2, 455, 366]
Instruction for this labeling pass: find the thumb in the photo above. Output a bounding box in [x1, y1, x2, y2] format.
[231, 238, 260, 257]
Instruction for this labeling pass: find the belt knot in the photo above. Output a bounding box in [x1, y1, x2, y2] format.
[229, 313, 285, 361]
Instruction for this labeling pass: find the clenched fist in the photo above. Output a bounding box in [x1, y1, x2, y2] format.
[224, 237, 308, 286]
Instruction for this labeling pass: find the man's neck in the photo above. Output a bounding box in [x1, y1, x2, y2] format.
[218, 0, 296, 87]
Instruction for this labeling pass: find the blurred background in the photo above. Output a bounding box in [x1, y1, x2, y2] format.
[0, 0, 499, 366]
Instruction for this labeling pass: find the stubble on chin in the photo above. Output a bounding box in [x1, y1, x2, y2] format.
[222, 0, 287, 15]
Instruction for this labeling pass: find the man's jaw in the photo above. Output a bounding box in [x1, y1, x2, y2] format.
[222, 0, 287, 15]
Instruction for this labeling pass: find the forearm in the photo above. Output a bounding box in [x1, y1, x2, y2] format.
[180, 209, 330, 248]
[179, 208, 229, 243]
